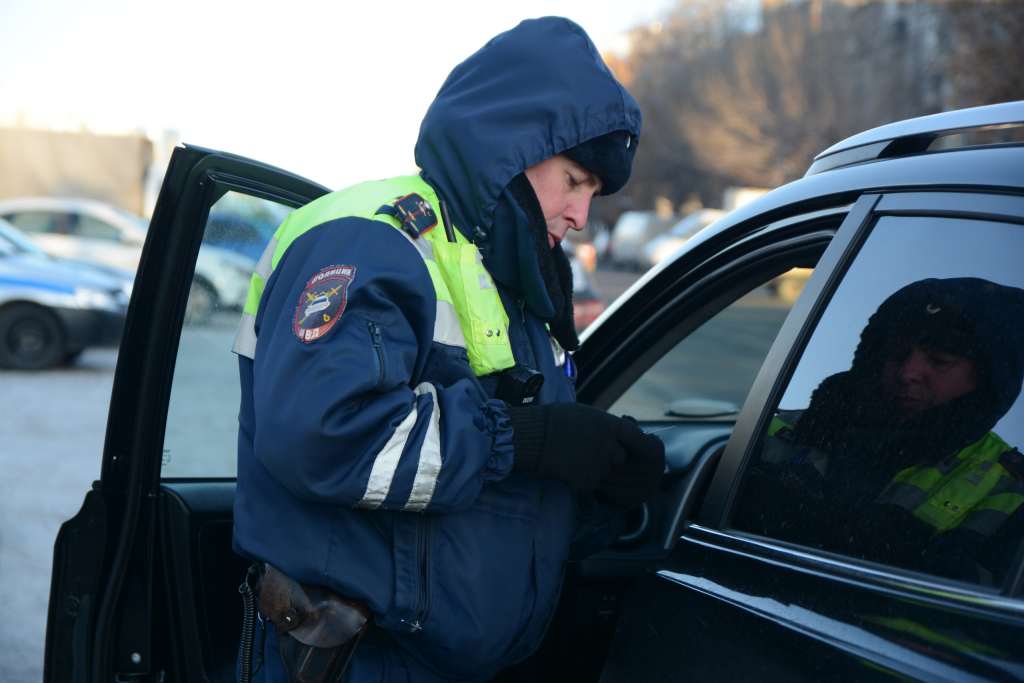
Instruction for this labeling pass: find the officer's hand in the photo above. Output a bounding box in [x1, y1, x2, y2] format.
[507, 403, 662, 495]
[597, 417, 665, 507]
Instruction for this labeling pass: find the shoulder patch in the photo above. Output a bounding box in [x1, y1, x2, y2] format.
[1000, 449, 1024, 481]
[292, 265, 356, 343]
[375, 193, 437, 238]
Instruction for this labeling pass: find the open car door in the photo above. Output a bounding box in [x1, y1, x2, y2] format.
[45, 145, 328, 682]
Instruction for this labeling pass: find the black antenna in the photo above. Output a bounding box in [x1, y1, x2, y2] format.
[439, 200, 457, 243]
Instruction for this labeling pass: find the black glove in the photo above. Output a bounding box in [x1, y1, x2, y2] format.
[597, 416, 666, 507]
[507, 403, 665, 504]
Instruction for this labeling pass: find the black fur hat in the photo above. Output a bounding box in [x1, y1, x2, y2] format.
[562, 130, 638, 195]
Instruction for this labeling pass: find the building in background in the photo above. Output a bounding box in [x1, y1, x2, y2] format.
[0, 125, 176, 218]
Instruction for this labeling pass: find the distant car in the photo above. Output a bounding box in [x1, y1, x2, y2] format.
[642, 208, 726, 267]
[565, 243, 606, 330]
[0, 218, 129, 369]
[0, 197, 256, 324]
[608, 210, 675, 271]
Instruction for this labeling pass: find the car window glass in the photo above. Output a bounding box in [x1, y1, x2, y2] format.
[5, 211, 59, 234]
[610, 267, 812, 420]
[732, 216, 1024, 589]
[161, 191, 290, 478]
[76, 215, 121, 241]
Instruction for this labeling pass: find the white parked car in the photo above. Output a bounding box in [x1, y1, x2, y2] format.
[642, 208, 726, 268]
[608, 210, 675, 271]
[0, 197, 255, 323]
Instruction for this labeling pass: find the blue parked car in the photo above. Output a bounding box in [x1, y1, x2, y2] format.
[0, 218, 130, 369]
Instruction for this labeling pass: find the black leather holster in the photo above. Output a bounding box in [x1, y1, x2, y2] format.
[255, 563, 371, 683]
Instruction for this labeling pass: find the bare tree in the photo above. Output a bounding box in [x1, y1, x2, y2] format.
[614, 0, 1006, 214]
[945, 0, 1024, 106]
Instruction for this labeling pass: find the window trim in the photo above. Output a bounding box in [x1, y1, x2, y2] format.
[582, 208, 848, 410]
[701, 193, 882, 528]
[700, 189, 1024, 597]
[680, 524, 1024, 615]
[597, 237, 830, 415]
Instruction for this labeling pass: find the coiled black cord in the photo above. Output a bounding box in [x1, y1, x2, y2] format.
[238, 566, 259, 683]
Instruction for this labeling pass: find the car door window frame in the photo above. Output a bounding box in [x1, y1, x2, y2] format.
[576, 207, 847, 557]
[47, 147, 328, 681]
[698, 190, 1024, 600]
[579, 208, 847, 410]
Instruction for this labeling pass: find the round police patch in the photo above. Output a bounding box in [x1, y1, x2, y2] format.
[293, 265, 356, 343]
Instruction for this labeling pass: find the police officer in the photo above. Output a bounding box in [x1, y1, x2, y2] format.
[232, 17, 665, 682]
[745, 277, 1024, 583]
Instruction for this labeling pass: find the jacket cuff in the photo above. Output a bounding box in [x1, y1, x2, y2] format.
[480, 399, 515, 481]
[506, 404, 547, 475]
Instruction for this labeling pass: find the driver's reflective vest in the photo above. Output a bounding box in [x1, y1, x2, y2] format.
[233, 174, 516, 378]
[767, 416, 1024, 537]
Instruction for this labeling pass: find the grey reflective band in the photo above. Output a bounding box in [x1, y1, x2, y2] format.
[404, 383, 443, 511]
[875, 481, 928, 511]
[434, 300, 466, 347]
[256, 237, 278, 279]
[960, 508, 1011, 536]
[358, 401, 420, 509]
[233, 312, 258, 359]
[390, 223, 435, 262]
[387, 223, 466, 349]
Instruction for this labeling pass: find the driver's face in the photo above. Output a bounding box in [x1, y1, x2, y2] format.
[881, 345, 979, 416]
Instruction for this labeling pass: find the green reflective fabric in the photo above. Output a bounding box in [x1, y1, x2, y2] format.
[884, 431, 1021, 533]
[422, 227, 513, 376]
[762, 417, 1023, 536]
[235, 174, 514, 375]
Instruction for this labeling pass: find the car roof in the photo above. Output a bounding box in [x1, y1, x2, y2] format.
[807, 100, 1024, 176]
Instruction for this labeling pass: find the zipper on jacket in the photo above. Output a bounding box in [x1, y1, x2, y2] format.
[368, 321, 386, 385]
[408, 516, 432, 632]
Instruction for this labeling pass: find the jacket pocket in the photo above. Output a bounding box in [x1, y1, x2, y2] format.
[417, 508, 538, 678]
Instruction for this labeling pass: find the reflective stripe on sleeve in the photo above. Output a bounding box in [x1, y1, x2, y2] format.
[257, 237, 278, 279]
[404, 383, 443, 511]
[358, 402, 420, 509]
[232, 312, 258, 359]
[234, 236, 277, 358]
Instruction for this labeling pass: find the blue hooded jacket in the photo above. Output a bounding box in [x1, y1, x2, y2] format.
[233, 17, 641, 682]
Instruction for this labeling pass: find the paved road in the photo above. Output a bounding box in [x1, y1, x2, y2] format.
[0, 265, 789, 682]
[0, 349, 116, 682]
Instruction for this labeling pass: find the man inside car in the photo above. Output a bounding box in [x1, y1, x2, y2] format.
[739, 277, 1024, 583]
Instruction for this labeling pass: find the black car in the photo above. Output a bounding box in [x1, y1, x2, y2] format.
[46, 101, 1024, 681]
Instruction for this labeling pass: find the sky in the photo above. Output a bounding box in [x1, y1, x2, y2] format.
[0, 0, 673, 189]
